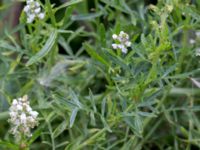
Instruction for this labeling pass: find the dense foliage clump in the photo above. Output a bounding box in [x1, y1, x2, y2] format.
[0, 0, 200, 149]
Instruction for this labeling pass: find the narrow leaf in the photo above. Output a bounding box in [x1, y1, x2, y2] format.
[70, 107, 79, 128]
[26, 30, 57, 66]
[56, 0, 83, 11]
[84, 43, 110, 67]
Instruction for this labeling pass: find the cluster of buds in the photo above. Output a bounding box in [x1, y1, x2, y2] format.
[112, 31, 131, 54]
[8, 95, 39, 138]
[23, 0, 45, 23]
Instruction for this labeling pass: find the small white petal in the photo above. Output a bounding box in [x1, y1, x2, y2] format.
[112, 44, 118, 49]
[20, 113, 27, 124]
[117, 44, 125, 49]
[27, 18, 33, 23]
[120, 31, 125, 35]
[30, 111, 38, 118]
[125, 41, 131, 47]
[35, 7, 41, 14]
[189, 39, 195, 44]
[27, 14, 35, 23]
[38, 13, 45, 19]
[9, 112, 16, 118]
[121, 47, 128, 54]
[12, 99, 18, 105]
[27, 0, 34, 4]
[24, 5, 30, 12]
[16, 104, 23, 111]
[27, 116, 34, 123]
[35, 2, 40, 7]
[112, 34, 118, 40]
[26, 106, 32, 112]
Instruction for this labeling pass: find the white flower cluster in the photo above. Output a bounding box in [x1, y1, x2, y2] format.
[23, 0, 45, 23]
[9, 95, 39, 138]
[112, 31, 131, 54]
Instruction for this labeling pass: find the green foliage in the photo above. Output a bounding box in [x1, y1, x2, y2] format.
[0, 0, 200, 149]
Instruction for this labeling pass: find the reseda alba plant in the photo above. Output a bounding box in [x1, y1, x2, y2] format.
[112, 31, 131, 54]
[1, 0, 200, 149]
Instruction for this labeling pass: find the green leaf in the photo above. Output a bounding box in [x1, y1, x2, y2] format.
[89, 89, 97, 112]
[124, 116, 142, 137]
[84, 43, 110, 67]
[53, 120, 68, 138]
[99, 23, 106, 47]
[26, 30, 58, 66]
[72, 12, 103, 21]
[61, 7, 74, 28]
[134, 114, 143, 135]
[28, 128, 42, 145]
[70, 89, 83, 109]
[0, 140, 18, 150]
[70, 107, 79, 128]
[56, 0, 83, 11]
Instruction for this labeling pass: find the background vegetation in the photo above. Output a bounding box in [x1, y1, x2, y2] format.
[0, 0, 200, 149]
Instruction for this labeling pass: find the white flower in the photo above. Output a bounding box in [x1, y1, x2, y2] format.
[8, 95, 39, 139]
[112, 31, 131, 54]
[119, 31, 125, 36]
[38, 13, 45, 19]
[189, 39, 195, 44]
[20, 113, 27, 124]
[112, 44, 118, 49]
[9, 112, 16, 118]
[30, 111, 38, 118]
[125, 41, 131, 47]
[27, 0, 34, 4]
[23, 0, 45, 23]
[112, 34, 118, 40]
[12, 99, 18, 105]
[16, 104, 23, 111]
[26, 105, 32, 112]
[35, 1, 40, 7]
[34, 7, 41, 13]
[196, 48, 200, 56]
[23, 5, 30, 12]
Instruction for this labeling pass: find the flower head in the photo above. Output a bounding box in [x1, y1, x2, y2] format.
[112, 31, 131, 54]
[23, 0, 45, 23]
[8, 95, 39, 139]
